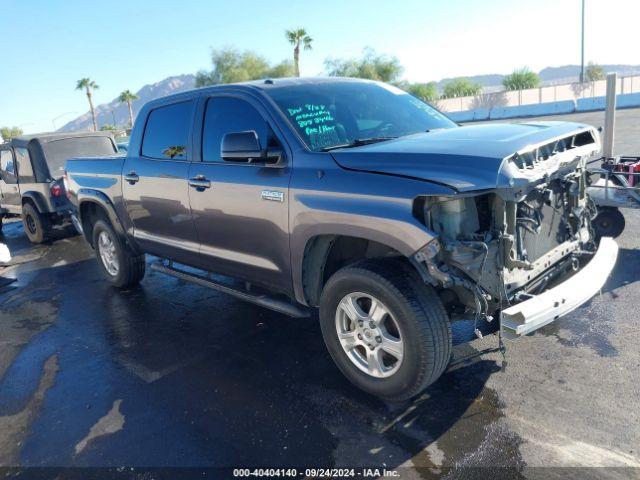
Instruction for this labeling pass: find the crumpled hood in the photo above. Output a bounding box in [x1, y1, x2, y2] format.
[330, 121, 596, 192]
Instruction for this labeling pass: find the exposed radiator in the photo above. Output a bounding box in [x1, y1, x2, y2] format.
[517, 195, 567, 263]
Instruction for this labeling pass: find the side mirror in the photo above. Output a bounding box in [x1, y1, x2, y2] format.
[221, 131, 286, 167]
[221, 131, 262, 163]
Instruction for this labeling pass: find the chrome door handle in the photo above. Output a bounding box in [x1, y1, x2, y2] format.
[189, 175, 211, 190]
[124, 172, 139, 184]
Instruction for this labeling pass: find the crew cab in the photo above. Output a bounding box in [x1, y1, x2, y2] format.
[64, 78, 618, 400]
[0, 132, 117, 243]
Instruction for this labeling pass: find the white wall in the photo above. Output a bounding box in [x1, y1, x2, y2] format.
[437, 75, 640, 113]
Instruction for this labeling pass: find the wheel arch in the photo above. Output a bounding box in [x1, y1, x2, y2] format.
[21, 191, 49, 213]
[290, 193, 439, 306]
[77, 190, 133, 250]
[300, 234, 420, 307]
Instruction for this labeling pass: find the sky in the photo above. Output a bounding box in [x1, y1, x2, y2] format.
[2, 0, 639, 133]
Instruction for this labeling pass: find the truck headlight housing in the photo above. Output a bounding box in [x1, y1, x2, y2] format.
[423, 196, 480, 240]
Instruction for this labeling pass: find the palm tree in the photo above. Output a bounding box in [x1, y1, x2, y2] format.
[285, 28, 313, 77]
[75, 78, 99, 131]
[118, 90, 139, 128]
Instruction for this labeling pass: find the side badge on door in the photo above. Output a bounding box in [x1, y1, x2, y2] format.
[261, 190, 284, 203]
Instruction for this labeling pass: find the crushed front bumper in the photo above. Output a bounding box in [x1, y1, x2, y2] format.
[500, 237, 619, 338]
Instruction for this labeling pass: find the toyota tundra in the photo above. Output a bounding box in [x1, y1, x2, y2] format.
[64, 78, 618, 400]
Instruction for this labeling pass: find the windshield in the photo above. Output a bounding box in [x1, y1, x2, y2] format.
[265, 80, 457, 151]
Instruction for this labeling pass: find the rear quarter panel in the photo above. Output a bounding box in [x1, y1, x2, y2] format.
[65, 156, 131, 232]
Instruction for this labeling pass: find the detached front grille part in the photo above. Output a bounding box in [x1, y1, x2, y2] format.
[512, 130, 596, 170]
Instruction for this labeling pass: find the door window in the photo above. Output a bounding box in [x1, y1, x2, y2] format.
[0, 150, 17, 184]
[202, 97, 275, 163]
[141, 101, 193, 160]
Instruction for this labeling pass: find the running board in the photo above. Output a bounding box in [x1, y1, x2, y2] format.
[150, 261, 311, 318]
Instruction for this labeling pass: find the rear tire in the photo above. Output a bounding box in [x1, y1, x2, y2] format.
[319, 259, 451, 402]
[92, 219, 145, 288]
[593, 207, 625, 240]
[22, 202, 50, 244]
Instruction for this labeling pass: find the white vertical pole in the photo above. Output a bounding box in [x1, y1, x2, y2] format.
[580, 0, 585, 83]
[603, 72, 617, 159]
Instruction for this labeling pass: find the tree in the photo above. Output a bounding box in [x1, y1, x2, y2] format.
[195, 47, 293, 87]
[265, 60, 295, 79]
[285, 28, 313, 77]
[0, 126, 23, 142]
[100, 124, 117, 131]
[118, 90, 139, 127]
[76, 78, 99, 131]
[442, 78, 482, 98]
[502, 67, 540, 91]
[585, 62, 605, 82]
[325, 48, 404, 83]
[405, 82, 438, 102]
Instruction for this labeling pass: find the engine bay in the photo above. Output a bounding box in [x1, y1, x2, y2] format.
[414, 130, 600, 320]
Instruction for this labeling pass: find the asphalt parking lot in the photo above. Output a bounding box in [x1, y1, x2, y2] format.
[1, 109, 639, 478]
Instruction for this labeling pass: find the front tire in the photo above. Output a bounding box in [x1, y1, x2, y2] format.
[92, 220, 146, 288]
[593, 207, 625, 240]
[22, 202, 50, 244]
[319, 259, 451, 402]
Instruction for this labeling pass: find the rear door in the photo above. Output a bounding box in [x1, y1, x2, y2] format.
[188, 94, 293, 294]
[0, 148, 21, 213]
[122, 99, 200, 266]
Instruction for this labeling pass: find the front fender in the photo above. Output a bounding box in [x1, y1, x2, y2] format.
[293, 193, 436, 256]
[290, 193, 439, 305]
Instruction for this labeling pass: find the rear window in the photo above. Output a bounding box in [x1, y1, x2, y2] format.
[142, 101, 193, 160]
[43, 136, 117, 178]
[14, 147, 35, 182]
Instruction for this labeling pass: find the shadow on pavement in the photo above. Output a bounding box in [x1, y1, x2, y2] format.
[601, 247, 640, 294]
[0, 235, 515, 472]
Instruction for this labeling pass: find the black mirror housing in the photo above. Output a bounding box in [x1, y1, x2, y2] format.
[221, 130, 286, 167]
[221, 131, 262, 162]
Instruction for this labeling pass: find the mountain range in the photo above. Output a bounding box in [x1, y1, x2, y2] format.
[59, 74, 196, 132]
[59, 64, 640, 132]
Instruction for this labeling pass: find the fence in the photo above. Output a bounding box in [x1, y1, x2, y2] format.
[436, 75, 640, 121]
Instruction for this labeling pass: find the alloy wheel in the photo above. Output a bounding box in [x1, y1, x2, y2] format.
[98, 231, 119, 276]
[335, 292, 404, 378]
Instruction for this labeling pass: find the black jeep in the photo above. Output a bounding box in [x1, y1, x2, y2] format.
[0, 132, 117, 243]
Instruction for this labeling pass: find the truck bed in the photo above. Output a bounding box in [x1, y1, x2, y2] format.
[64, 156, 126, 209]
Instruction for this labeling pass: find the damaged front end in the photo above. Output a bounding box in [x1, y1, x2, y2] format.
[413, 126, 619, 338]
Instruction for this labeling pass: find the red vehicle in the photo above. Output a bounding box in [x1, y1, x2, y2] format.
[588, 156, 640, 239]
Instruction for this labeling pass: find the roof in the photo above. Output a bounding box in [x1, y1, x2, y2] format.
[237, 76, 373, 90]
[11, 131, 114, 146]
[148, 76, 377, 105]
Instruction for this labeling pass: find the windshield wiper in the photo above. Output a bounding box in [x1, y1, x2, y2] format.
[321, 136, 397, 152]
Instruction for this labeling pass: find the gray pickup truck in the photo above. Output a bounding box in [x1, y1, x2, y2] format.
[64, 77, 618, 401]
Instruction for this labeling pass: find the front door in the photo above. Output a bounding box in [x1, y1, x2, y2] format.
[188, 95, 293, 295]
[0, 148, 21, 214]
[122, 99, 200, 266]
